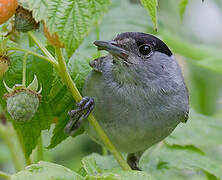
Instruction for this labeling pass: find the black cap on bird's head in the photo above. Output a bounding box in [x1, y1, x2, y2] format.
[94, 32, 172, 65]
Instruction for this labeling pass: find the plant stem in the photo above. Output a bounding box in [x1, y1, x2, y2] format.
[7, 47, 56, 66]
[102, 147, 108, 156]
[0, 170, 10, 179]
[22, 53, 28, 86]
[36, 133, 44, 162]
[55, 48, 131, 171]
[28, 32, 58, 66]
[0, 123, 26, 171]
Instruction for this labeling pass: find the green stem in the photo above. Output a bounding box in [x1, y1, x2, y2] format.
[36, 133, 44, 162]
[0, 170, 11, 179]
[7, 47, 56, 66]
[25, 157, 31, 166]
[102, 147, 108, 156]
[55, 48, 131, 171]
[22, 53, 28, 86]
[0, 123, 25, 171]
[28, 32, 58, 66]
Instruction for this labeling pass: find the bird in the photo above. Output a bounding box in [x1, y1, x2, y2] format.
[64, 32, 189, 170]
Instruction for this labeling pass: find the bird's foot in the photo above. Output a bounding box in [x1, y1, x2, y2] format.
[64, 96, 95, 136]
[127, 153, 141, 171]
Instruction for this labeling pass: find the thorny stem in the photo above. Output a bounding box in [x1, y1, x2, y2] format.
[22, 53, 28, 86]
[55, 48, 131, 171]
[0, 170, 10, 179]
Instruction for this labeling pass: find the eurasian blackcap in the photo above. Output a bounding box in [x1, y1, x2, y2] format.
[65, 32, 189, 170]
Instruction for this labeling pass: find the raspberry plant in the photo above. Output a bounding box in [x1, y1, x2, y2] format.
[0, 0, 222, 179]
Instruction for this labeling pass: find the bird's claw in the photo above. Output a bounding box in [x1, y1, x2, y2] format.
[64, 96, 95, 136]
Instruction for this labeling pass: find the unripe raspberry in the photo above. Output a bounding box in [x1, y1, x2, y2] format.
[3, 75, 42, 123]
[15, 6, 39, 32]
[5, 89, 40, 122]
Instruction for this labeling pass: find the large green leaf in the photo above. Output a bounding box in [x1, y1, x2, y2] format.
[165, 110, 222, 149]
[140, 145, 222, 180]
[11, 161, 83, 180]
[27, 0, 111, 57]
[140, 0, 158, 30]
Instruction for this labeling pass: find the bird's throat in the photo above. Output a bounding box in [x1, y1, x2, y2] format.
[112, 63, 138, 85]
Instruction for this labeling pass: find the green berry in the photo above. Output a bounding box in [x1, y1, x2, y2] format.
[5, 89, 41, 122]
[15, 6, 39, 32]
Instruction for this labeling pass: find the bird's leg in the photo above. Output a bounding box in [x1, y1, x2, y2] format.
[64, 96, 95, 136]
[127, 153, 141, 170]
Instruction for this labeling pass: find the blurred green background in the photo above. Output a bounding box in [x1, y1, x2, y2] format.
[1, 0, 222, 179]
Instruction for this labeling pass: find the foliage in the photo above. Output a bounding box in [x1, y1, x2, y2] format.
[27, 0, 111, 57]
[0, 0, 222, 179]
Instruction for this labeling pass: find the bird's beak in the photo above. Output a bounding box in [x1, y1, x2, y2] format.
[94, 40, 129, 59]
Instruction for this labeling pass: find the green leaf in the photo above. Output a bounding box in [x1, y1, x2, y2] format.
[82, 153, 120, 171]
[82, 154, 155, 180]
[11, 161, 83, 180]
[28, 0, 48, 22]
[82, 156, 102, 176]
[85, 171, 155, 180]
[27, 0, 111, 57]
[165, 110, 222, 149]
[140, 145, 222, 179]
[179, 0, 188, 20]
[140, 0, 158, 30]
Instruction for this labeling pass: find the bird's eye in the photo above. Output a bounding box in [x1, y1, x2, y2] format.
[139, 44, 152, 56]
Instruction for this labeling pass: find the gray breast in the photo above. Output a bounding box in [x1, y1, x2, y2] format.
[82, 56, 188, 153]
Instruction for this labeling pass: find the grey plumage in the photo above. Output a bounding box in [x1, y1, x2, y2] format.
[82, 32, 189, 153]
